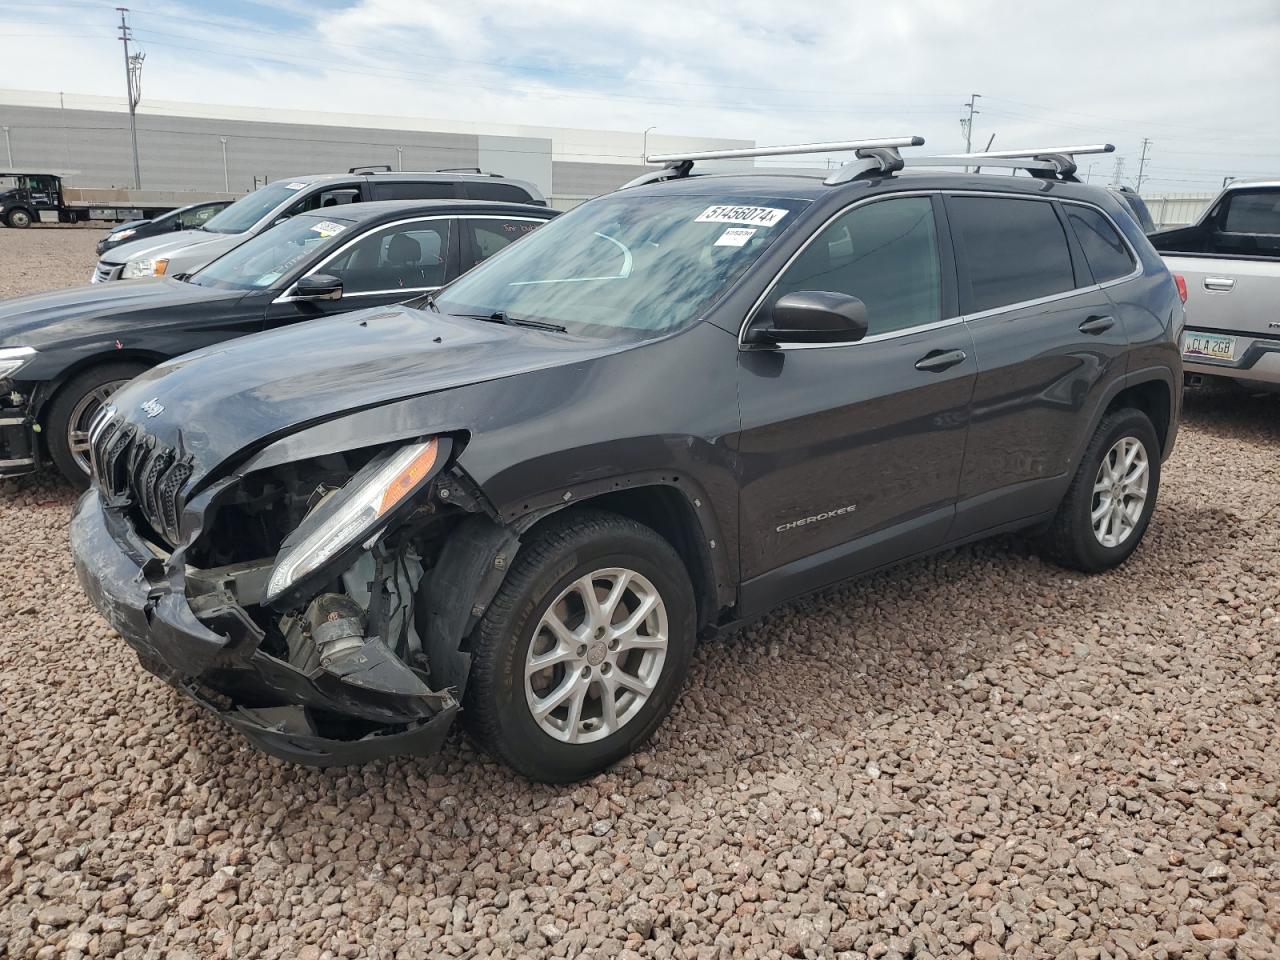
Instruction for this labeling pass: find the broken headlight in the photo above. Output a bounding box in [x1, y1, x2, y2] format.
[264, 438, 443, 606]
[0, 346, 36, 380]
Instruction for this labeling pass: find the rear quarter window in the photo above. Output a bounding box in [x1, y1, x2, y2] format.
[949, 196, 1077, 313]
[464, 182, 537, 204]
[1065, 205, 1136, 284]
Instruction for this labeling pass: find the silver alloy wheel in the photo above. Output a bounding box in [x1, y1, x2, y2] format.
[524, 567, 669, 744]
[66, 381, 128, 475]
[1091, 436, 1149, 548]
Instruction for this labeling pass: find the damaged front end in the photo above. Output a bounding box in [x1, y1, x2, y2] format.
[71, 425, 517, 766]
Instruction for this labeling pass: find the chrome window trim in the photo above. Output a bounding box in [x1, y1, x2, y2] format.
[273, 214, 548, 304]
[739, 188, 1145, 350]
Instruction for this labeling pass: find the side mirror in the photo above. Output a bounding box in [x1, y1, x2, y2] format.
[746, 291, 869, 345]
[295, 274, 343, 301]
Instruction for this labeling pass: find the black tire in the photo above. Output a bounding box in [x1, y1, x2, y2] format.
[463, 509, 697, 783]
[45, 361, 149, 489]
[1039, 407, 1161, 573]
[6, 208, 32, 229]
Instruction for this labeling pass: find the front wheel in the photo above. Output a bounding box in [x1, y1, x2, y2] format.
[6, 208, 32, 228]
[463, 510, 697, 782]
[1039, 407, 1161, 572]
[45, 362, 149, 488]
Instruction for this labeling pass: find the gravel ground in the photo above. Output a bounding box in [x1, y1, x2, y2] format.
[1, 228, 1277, 960]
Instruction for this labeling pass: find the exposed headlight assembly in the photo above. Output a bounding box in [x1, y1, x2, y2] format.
[0, 346, 37, 380]
[111, 228, 138, 242]
[265, 438, 448, 607]
[122, 258, 169, 279]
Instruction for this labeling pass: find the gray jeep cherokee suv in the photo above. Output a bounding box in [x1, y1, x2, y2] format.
[70, 138, 1183, 781]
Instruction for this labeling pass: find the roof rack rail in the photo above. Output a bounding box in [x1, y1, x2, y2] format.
[910, 144, 1114, 180]
[348, 164, 393, 174]
[622, 136, 925, 189]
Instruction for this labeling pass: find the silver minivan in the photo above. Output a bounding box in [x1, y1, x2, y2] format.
[93, 169, 545, 283]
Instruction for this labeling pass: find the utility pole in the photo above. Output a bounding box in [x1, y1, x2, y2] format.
[1135, 138, 1152, 194]
[219, 136, 229, 192]
[641, 125, 657, 166]
[2, 126, 11, 168]
[396, 146, 403, 171]
[1111, 155, 1126, 188]
[1084, 162, 1096, 183]
[117, 7, 144, 189]
[962, 93, 981, 153]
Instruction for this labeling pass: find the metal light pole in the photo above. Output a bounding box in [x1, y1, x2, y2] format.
[641, 126, 656, 165]
[396, 145, 403, 171]
[220, 137, 229, 192]
[1084, 162, 1096, 183]
[2, 126, 11, 168]
[117, 7, 144, 189]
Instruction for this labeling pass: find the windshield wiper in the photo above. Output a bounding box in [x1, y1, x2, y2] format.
[462, 311, 567, 333]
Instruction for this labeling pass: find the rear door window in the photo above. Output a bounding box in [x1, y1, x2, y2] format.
[1064, 205, 1136, 284]
[948, 196, 1077, 313]
[1222, 191, 1280, 235]
[463, 217, 545, 268]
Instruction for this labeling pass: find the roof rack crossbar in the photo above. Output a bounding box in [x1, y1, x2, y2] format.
[645, 136, 924, 165]
[622, 136, 925, 190]
[918, 143, 1114, 178]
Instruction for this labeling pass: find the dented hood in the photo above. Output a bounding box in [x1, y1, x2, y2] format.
[107, 303, 624, 479]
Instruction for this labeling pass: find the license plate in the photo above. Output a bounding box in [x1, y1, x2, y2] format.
[1183, 332, 1236, 361]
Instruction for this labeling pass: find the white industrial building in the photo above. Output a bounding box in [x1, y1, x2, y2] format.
[0, 88, 753, 208]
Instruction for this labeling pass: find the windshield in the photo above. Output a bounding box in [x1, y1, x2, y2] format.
[0, 176, 18, 192]
[188, 214, 353, 290]
[434, 194, 809, 336]
[200, 181, 310, 234]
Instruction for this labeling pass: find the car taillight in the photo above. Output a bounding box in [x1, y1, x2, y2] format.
[1173, 273, 1188, 304]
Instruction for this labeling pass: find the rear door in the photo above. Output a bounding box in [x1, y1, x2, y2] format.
[735, 193, 976, 598]
[945, 193, 1131, 539]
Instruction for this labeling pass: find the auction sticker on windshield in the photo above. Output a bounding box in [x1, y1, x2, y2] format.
[310, 220, 346, 238]
[696, 205, 789, 227]
[714, 227, 757, 247]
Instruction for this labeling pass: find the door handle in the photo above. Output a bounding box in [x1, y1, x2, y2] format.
[1204, 277, 1235, 291]
[1078, 314, 1115, 334]
[914, 348, 967, 372]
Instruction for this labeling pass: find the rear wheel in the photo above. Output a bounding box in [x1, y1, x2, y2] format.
[6, 208, 32, 229]
[46, 362, 148, 488]
[463, 510, 697, 782]
[1039, 407, 1161, 572]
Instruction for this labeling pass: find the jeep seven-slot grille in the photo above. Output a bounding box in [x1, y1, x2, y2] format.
[89, 410, 192, 548]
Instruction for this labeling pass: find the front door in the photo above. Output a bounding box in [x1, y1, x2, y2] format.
[735, 194, 976, 610]
[264, 216, 458, 328]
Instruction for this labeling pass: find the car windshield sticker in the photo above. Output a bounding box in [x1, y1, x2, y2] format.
[310, 220, 346, 238]
[695, 205, 789, 227]
[714, 227, 756, 247]
[285, 182, 307, 190]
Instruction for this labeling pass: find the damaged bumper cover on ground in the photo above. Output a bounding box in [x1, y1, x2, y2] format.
[70, 490, 459, 766]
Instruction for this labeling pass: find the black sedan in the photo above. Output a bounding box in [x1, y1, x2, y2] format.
[95, 200, 233, 256]
[0, 199, 556, 485]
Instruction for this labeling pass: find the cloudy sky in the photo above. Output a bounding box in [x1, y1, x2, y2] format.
[2, 0, 1278, 192]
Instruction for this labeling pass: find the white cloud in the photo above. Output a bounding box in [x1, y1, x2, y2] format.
[1, 0, 1277, 190]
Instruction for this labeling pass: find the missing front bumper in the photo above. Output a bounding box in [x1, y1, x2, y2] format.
[70, 489, 459, 766]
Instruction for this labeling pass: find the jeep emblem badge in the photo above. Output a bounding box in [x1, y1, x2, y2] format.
[140, 397, 164, 418]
